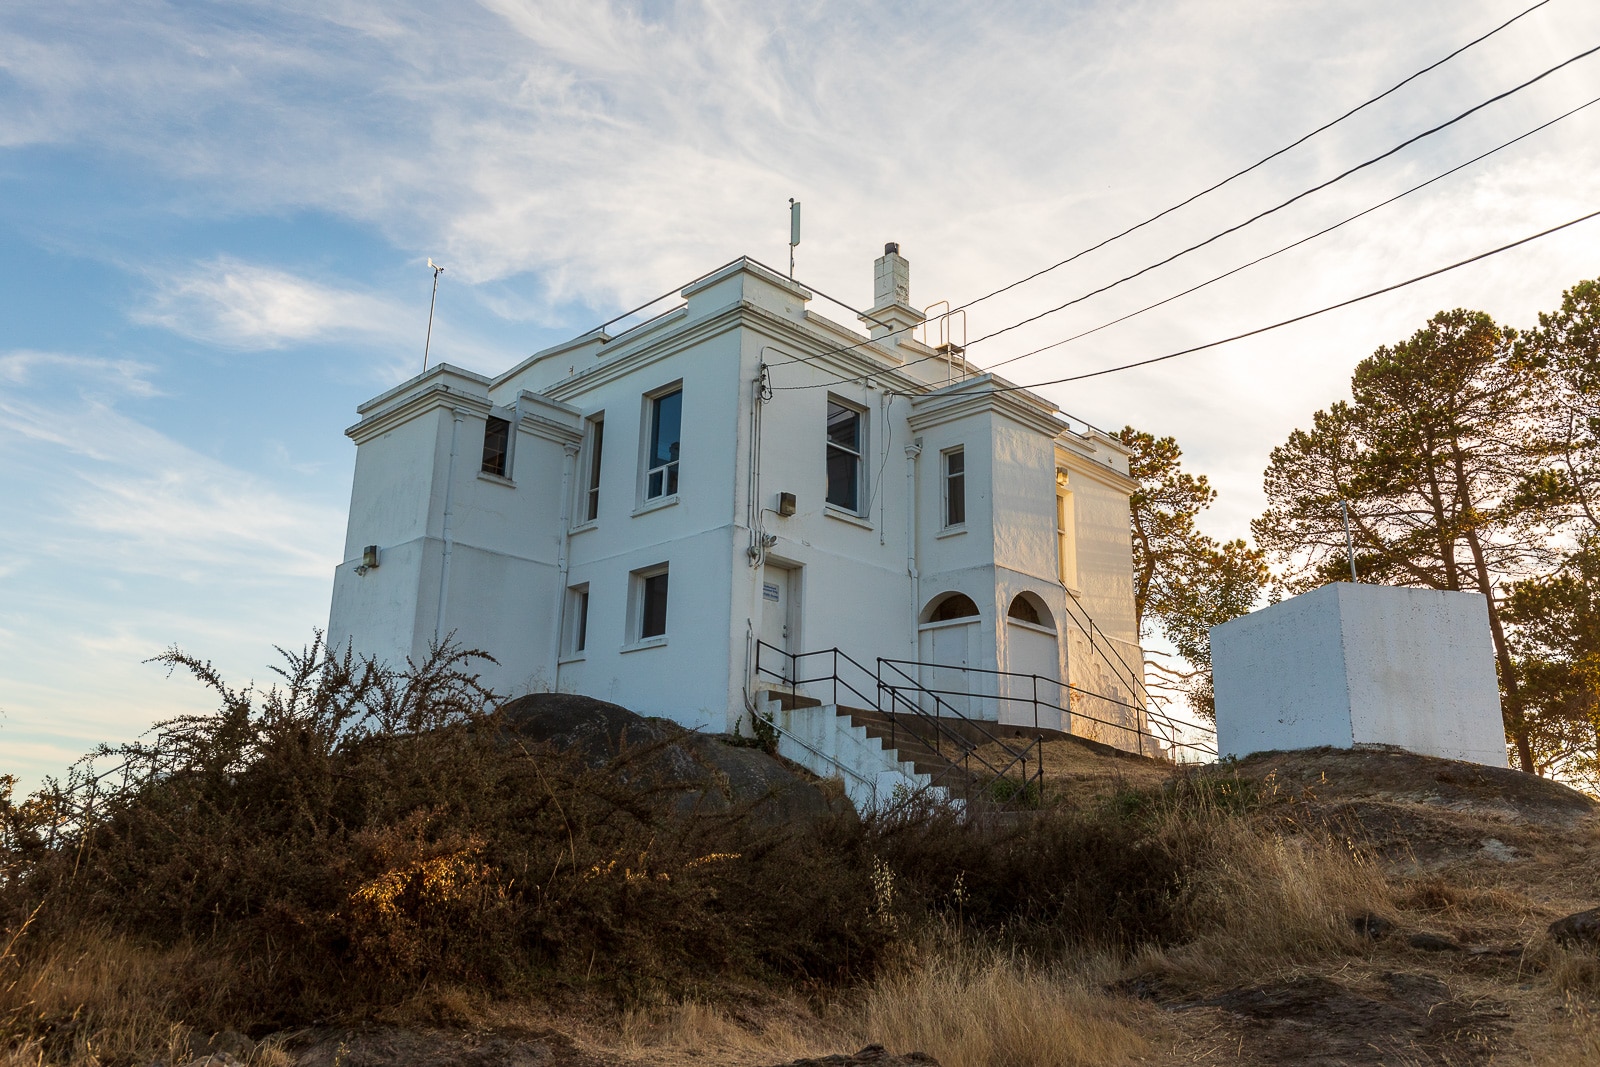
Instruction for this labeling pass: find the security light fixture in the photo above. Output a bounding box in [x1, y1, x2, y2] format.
[777, 492, 796, 517]
[362, 545, 380, 569]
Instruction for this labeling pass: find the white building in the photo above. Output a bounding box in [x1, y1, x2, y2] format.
[327, 246, 1152, 787]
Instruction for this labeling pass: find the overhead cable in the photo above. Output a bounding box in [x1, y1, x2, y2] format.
[764, 0, 1561, 373]
[979, 92, 1600, 376]
[772, 40, 1600, 392]
[934, 208, 1600, 397]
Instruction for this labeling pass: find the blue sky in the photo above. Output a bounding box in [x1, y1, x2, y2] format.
[3, 0, 1599, 786]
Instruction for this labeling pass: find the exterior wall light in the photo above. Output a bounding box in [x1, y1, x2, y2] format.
[777, 492, 796, 517]
[356, 545, 380, 575]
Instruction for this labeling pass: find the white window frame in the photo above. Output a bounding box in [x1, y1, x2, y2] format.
[640, 384, 683, 506]
[825, 396, 866, 516]
[562, 583, 590, 660]
[578, 413, 604, 526]
[942, 446, 966, 529]
[479, 407, 517, 482]
[624, 563, 670, 650]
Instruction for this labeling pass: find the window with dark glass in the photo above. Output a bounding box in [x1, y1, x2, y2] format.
[585, 417, 604, 521]
[826, 400, 862, 512]
[575, 590, 589, 652]
[646, 390, 682, 499]
[481, 415, 510, 476]
[944, 448, 966, 527]
[641, 570, 669, 638]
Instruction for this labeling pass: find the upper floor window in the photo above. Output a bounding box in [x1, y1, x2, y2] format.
[645, 389, 682, 500]
[583, 415, 605, 522]
[826, 399, 864, 512]
[943, 448, 966, 527]
[481, 415, 510, 477]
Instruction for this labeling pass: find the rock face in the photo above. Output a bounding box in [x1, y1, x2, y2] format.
[498, 692, 843, 826]
[1549, 907, 1600, 949]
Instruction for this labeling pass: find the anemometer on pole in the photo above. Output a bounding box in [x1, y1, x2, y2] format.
[422, 258, 445, 373]
[788, 199, 801, 278]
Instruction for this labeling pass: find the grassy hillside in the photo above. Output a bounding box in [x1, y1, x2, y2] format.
[3, 643, 1598, 1066]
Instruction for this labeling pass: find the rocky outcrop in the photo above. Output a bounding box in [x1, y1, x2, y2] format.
[1549, 906, 1600, 949]
[498, 692, 845, 826]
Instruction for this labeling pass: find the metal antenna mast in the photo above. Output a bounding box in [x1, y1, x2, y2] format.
[423, 258, 445, 373]
[788, 199, 801, 278]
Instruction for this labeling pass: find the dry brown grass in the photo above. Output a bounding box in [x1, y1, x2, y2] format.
[854, 942, 1156, 1067]
[1130, 820, 1393, 987]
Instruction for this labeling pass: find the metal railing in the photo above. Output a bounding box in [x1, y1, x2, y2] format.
[879, 656, 1216, 762]
[754, 642, 1044, 804]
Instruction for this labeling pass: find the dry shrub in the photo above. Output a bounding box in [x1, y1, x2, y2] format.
[0, 638, 885, 1041]
[856, 941, 1154, 1067]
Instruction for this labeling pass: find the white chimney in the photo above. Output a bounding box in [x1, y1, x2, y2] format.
[860, 241, 925, 343]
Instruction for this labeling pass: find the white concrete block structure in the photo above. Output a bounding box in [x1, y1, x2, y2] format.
[1211, 583, 1508, 767]
[328, 245, 1153, 789]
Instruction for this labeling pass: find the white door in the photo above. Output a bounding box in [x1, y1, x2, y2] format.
[1005, 623, 1063, 730]
[758, 565, 791, 682]
[918, 621, 974, 718]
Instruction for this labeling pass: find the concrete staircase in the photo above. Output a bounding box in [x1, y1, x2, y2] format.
[758, 694, 1036, 811]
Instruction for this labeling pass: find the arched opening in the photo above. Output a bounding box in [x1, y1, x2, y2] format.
[1006, 593, 1053, 629]
[918, 592, 981, 717]
[924, 592, 980, 623]
[1004, 592, 1062, 729]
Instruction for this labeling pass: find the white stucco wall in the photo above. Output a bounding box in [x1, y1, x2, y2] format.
[329, 255, 1146, 754]
[1211, 583, 1508, 767]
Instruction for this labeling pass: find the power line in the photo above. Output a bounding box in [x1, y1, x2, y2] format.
[980, 92, 1600, 376]
[940, 0, 1557, 320]
[772, 40, 1600, 392]
[944, 208, 1600, 397]
[764, 0, 1559, 375]
[963, 39, 1600, 349]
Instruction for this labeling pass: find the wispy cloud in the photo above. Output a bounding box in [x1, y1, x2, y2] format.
[133, 258, 409, 349]
[0, 350, 160, 397]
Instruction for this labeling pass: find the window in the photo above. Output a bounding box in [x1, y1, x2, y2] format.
[826, 399, 863, 512]
[481, 415, 510, 477]
[645, 389, 682, 500]
[943, 448, 966, 527]
[635, 567, 669, 640]
[583, 415, 605, 522]
[928, 593, 980, 621]
[565, 585, 590, 656]
[1007, 595, 1042, 625]
[1057, 472, 1078, 589]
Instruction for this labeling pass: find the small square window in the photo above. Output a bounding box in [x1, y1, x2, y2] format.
[481, 415, 510, 477]
[645, 389, 682, 500]
[826, 399, 864, 512]
[943, 448, 966, 527]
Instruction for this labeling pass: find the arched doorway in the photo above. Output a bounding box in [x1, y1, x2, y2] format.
[917, 593, 981, 718]
[1004, 593, 1063, 729]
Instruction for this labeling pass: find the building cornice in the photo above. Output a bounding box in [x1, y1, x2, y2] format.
[1056, 445, 1139, 494]
[356, 363, 491, 417]
[905, 374, 1065, 439]
[346, 380, 494, 444]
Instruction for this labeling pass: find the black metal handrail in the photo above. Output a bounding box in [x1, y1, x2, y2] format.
[754, 641, 1044, 803]
[878, 655, 1216, 760]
